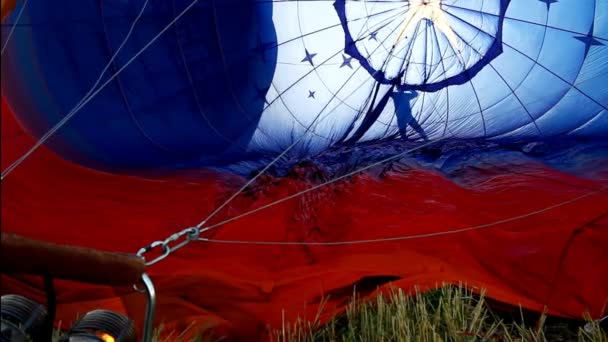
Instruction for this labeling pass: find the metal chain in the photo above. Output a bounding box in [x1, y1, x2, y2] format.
[136, 227, 208, 266]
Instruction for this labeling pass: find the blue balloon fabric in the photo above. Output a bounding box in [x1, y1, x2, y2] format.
[1, 0, 607, 172]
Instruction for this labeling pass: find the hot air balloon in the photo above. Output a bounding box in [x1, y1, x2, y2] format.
[1, 0, 607, 339]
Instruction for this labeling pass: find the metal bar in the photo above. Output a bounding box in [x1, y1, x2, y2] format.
[43, 276, 56, 342]
[1, 233, 145, 286]
[140, 273, 156, 342]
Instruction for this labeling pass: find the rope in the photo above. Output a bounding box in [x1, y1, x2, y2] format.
[138, 137, 446, 265]
[197, 138, 445, 235]
[5, 1, 604, 264]
[72, 0, 151, 125]
[192, 8, 411, 230]
[1, 0, 28, 55]
[198, 187, 605, 246]
[0, 0, 200, 180]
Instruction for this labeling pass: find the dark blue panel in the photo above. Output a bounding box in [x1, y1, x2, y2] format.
[1, 0, 277, 171]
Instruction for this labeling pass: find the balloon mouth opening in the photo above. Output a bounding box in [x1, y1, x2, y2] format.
[336, 0, 509, 91]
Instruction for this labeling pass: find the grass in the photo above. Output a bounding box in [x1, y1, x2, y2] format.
[268, 284, 607, 342]
[53, 284, 607, 341]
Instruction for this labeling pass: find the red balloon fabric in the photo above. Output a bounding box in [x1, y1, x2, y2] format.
[2, 97, 608, 340]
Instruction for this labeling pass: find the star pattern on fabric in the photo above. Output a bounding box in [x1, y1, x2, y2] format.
[575, 35, 604, 47]
[368, 31, 378, 41]
[301, 49, 317, 66]
[308, 90, 316, 99]
[575, 32, 605, 55]
[340, 54, 353, 69]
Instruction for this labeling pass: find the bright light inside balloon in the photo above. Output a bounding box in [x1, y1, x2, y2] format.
[396, 0, 462, 51]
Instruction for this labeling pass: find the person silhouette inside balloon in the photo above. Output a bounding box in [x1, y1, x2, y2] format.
[391, 90, 428, 141]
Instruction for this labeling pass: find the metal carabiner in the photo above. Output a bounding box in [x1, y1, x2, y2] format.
[136, 227, 200, 267]
[163, 227, 199, 253]
[137, 240, 171, 266]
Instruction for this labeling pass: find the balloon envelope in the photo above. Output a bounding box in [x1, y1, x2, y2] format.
[1, 0, 608, 339]
[1, 0, 607, 173]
